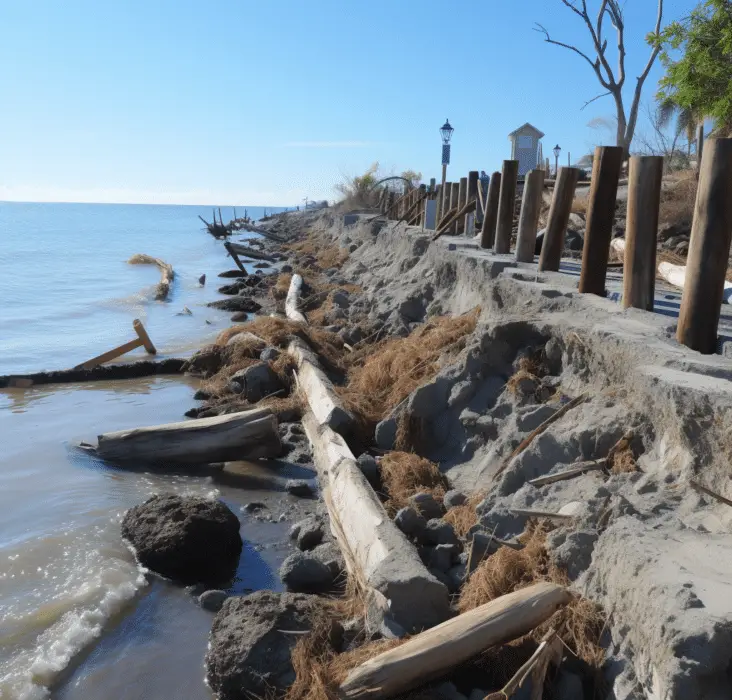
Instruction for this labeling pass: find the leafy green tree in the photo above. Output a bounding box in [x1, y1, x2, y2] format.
[657, 0, 732, 136]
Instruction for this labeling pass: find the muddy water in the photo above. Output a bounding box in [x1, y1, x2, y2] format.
[0, 203, 303, 699]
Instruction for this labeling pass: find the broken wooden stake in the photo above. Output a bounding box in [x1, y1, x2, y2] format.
[339, 581, 572, 700]
[689, 480, 732, 508]
[509, 508, 576, 522]
[528, 458, 607, 488]
[74, 319, 157, 370]
[223, 241, 248, 273]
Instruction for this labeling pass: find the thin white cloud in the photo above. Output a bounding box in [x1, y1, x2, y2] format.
[281, 140, 375, 148]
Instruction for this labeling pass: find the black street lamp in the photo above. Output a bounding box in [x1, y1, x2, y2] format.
[553, 144, 562, 176]
[439, 119, 454, 204]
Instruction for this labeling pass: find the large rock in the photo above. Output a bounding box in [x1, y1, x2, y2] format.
[228, 362, 283, 401]
[279, 551, 334, 593]
[206, 591, 320, 699]
[182, 344, 223, 377]
[121, 495, 242, 584]
[208, 297, 263, 312]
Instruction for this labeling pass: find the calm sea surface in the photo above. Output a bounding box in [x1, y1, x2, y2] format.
[0, 202, 294, 699]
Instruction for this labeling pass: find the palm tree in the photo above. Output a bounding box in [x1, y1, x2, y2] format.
[658, 98, 703, 157]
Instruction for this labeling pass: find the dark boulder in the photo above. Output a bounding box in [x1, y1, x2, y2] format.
[207, 297, 263, 313]
[182, 344, 224, 377]
[279, 551, 334, 593]
[121, 495, 242, 585]
[227, 362, 283, 401]
[206, 591, 320, 699]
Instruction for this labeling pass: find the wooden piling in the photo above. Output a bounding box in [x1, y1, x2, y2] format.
[697, 124, 705, 175]
[579, 146, 624, 296]
[480, 172, 501, 249]
[623, 156, 664, 311]
[449, 181, 460, 234]
[538, 167, 581, 272]
[494, 160, 519, 254]
[456, 177, 467, 233]
[465, 171, 479, 236]
[515, 169, 545, 262]
[677, 138, 732, 354]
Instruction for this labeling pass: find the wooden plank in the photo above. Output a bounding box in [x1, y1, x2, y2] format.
[528, 458, 607, 487]
[509, 508, 575, 522]
[133, 319, 157, 354]
[339, 581, 572, 699]
[227, 242, 276, 262]
[689, 479, 732, 508]
[96, 406, 281, 465]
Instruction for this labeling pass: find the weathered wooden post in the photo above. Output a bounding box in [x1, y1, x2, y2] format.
[456, 177, 468, 233]
[515, 169, 545, 262]
[494, 160, 519, 254]
[449, 181, 459, 232]
[465, 171, 479, 235]
[418, 183, 427, 226]
[440, 182, 452, 226]
[429, 177, 436, 193]
[579, 146, 624, 296]
[538, 167, 581, 272]
[677, 138, 732, 354]
[623, 156, 664, 311]
[480, 172, 501, 249]
[696, 123, 705, 176]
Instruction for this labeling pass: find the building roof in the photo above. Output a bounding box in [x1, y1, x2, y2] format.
[508, 123, 545, 139]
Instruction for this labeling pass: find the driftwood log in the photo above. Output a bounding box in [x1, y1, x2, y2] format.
[128, 254, 174, 300]
[302, 413, 450, 633]
[339, 581, 571, 699]
[285, 273, 307, 323]
[96, 406, 281, 465]
[226, 242, 276, 262]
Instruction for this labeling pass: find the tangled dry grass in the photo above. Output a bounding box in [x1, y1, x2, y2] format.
[660, 171, 697, 228]
[339, 309, 479, 429]
[459, 523, 606, 670]
[379, 452, 449, 516]
[443, 491, 485, 537]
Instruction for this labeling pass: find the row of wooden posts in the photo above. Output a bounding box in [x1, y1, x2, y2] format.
[380, 137, 732, 356]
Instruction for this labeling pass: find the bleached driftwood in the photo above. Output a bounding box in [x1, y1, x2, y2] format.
[611, 238, 732, 303]
[128, 254, 174, 300]
[96, 406, 281, 465]
[289, 337, 353, 432]
[285, 273, 307, 323]
[302, 412, 450, 633]
[528, 458, 607, 487]
[339, 581, 571, 699]
[509, 508, 575, 522]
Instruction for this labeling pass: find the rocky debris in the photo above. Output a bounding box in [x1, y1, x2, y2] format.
[253, 262, 270, 269]
[206, 591, 321, 700]
[428, 544, 458, 573]
[199, 589, 228, 612]
[198, 274, 206, 285]
[394, 507, 427, 539]
[182, 344, 223, 377]
[260, 346, 281, 362]
[356, 453, 380, 487]
[375, 417, 397, 449]
[230, 312, 249, 322]
[292, 515, 324, 551]
[286, 479, 314, 498]
[218, 269, 248, 278]
[279, 551, 334, 593]
[228, 362, 283, 401]
[422, 519, 460, 547]
[443, 490, 467, 509]
[218, 280, 249, 295]
[331, 290, 350, 308]
[121, 495, 242, 585]
[547, 529, 598, 581]
[242, 501, 265, 513]
[207, 297, 263, 312]
[310, 542, 346, 579]
[409, 492, 445, 521]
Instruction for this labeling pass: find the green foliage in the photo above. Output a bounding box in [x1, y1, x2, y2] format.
[657, 0, 732, 135]
[400, 169, 422, 187]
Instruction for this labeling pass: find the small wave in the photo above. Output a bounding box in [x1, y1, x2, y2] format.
[0, 549, 146, 700]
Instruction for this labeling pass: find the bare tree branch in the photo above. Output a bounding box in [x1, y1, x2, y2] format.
[581, 91, 612, 110]
[533, 23, 602, 74]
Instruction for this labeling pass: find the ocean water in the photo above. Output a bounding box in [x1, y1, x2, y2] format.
[0, 202, 295, 699]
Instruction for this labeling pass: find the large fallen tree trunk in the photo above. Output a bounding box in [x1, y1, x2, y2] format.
[340, 581, 571, 699]
[236, 222, 287, 243]
[289, 337, 354, 432]
[96, 406, 281, 465]
[302, 412, 450, 633]
[128, 254, 174, 300]
[285, 273, 307, 323]
[0, 358, 185, 389]
[226, 242, 276, 262]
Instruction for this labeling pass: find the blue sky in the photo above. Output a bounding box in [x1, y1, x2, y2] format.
[0, 0, 695, 206]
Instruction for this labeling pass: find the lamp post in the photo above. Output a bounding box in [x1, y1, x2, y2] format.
[440, 119, 454, 210]
[553, 144, 562, 176]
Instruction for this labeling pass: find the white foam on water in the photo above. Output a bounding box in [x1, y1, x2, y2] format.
[0, 529, 147, 700]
